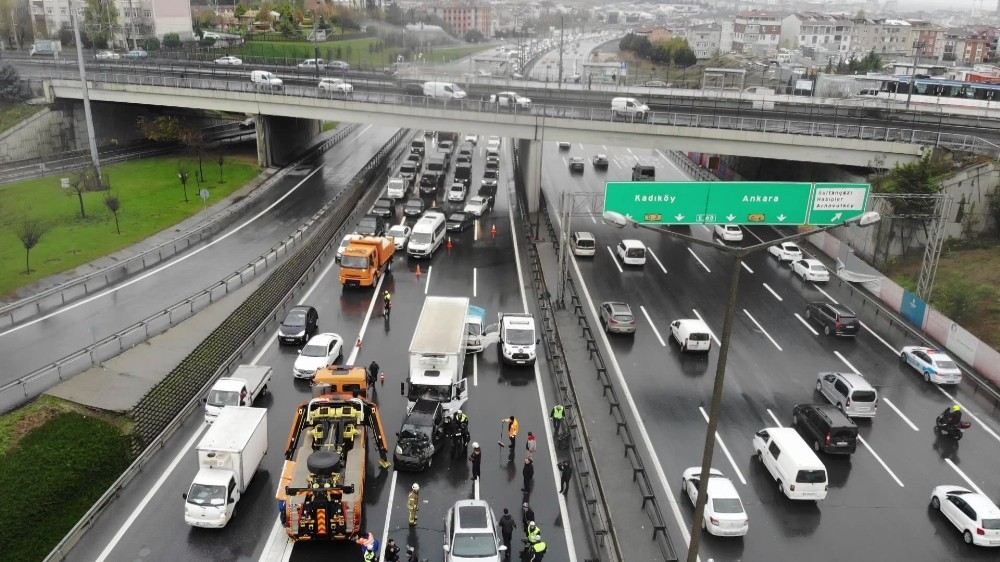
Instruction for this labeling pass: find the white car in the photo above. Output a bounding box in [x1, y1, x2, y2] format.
[327, 60, 349, 70]
[298, 58, 326, 69]
[464, 196, 491, 217]
[95, 50, 120, 60]
[792, 258, 830, 282]
[900, 346, 962, 384]
[292, 333, 343, 379]
[444, 499, 506, 561]
[931, 486, 1000, 547]
[336, 233, 362, 262]
[386, 225, 411, 250]
[490, 91, 532, 109]
[486, 136, 501, 151]
[681, 467, 749, 537]
[616, 239, 646, 266]
[386, 176, 407, 199]
[319, 77, 353, 95]
[464, 134, 477, 145]
[714, 224, 743, 242]
[215, 56, 243, 65]
[448, 182, 467, 202]
[768, 242, 802, 263]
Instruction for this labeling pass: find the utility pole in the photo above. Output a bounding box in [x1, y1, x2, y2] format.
[558, 15, 564, 85]
[71, 0, 102, 179]
[905, 41, 923, 109]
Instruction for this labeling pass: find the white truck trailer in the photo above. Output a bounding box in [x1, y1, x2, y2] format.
[184, 407, 267, 528]
[405, 296, 469, 415]
[204, 364, 272, 423]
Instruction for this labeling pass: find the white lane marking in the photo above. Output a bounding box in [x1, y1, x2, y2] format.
[698, 407, 747, 485]
[578, 143, 584, 151]
[606, 246, 623, 273]
[612, 159, 623, 170]
[0, 165, 326, 338]
[626, 148, 636, 159]
[766, 408, 783, 427]
[934, 386, 1000, 445]
[655, 148, 670, 161]
[647, 248, 668, 274]
[794, 313, 819, 336]
[690, 309, 721, 347]
[377, 470, 399, 562]
[687, 247, 711, 273]
[944, 458, 985, 495]
[473, 354, 478, 387]
[602, 145, 607, 151]
[762, 282, 784, 302]
[507, 186, 578, 562]
[699, 225, 712, 233]
[860, 321, 900, 355]
[100, 252, 344, 562]
[424, 265, 433, 295]
[639, 306, 666, 347]
[833, 350, 861, 375]
[857, 435, 904, 487]
[474, 478, 481, 500]
[589, 213, 598, 224]
[348, 273, 386, 365]
[473, 267, 478, 298]
[743, 309, 783, 351]
[561, 156, 568, 167]
[741, 261, 755, 274]
[881, 397, 920, 432]
[475, 220, 480, 241]
[813, 284, 840, 305]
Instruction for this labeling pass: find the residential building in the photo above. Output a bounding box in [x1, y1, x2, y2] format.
[964, 30, 993, 64]
[633, 26, 673, 43]
[781, 12, 852, 55]
[685, 22, 721, 59]
[29, 0, 191, 44]
[420, 2, 492, 38]
[909, 20, 946, 61]
[731, 12, 781, 56]
[847, 18, 912, 58]
[942, 30, 967, 62]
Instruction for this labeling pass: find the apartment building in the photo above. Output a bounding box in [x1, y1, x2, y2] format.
[780, 12, 852, 54]
[28, 0, 191, 44]
[420, 1, 493, 38]
[685, 22, 721, 59]
[731, 12, 781, 56]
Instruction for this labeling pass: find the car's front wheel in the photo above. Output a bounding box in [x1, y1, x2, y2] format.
[931, 496, 941, 510]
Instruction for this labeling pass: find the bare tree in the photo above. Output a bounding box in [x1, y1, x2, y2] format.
[217, 154, 225, 182]
[104, 194, 122, 234]
[69, 166, 106, 219]
[15, 219, 47, 274]
[181, 128, 207, 182]
[177, 163, 191, 202]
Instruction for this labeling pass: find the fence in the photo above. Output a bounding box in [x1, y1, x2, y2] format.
[0, 124, 356, 330]
[42, 128, 410, 562]
[0, 125, 360, 413]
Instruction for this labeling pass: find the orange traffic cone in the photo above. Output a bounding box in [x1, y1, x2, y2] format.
[356, 337, 362, 349]
[415, 264, 422, 278]
[447, 237, 453, 252]
[491, 224, 498, 238]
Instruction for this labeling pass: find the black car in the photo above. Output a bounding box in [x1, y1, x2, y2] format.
[631, 164, 655, 181]
[477, 182, 497, 198]
[356, 215, 385, 237]
[455, 154, 472, 166]
[805, 302, 859, 336]
[403, 198, 426, 217]
[792, 404, 858, 455]
[419, 172, 440, 194]
[399, 162, 418, 185]
[592, 154, 609, 170]
[458, 144, 473, 158]
[278, 305, 318, 345]
[568, 156, 585, 173]
[393, 399, 445, 470]
[454, 163, 472, 186]
[446, 212, 473, 232]
[371, 197, 395, 219]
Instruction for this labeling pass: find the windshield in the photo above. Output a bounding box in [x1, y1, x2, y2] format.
[712, 498, 744, 514]
[575, 239, 594, 248]
[301, 343, 329, 357]
[466, 322, 483, 336]
[284, 311, 306, 327]
[785, 244, 800, 252]
[401, 164, 416, 174]
[484, 170, 498, 179]
[452, 532, 497, 557]
[407, 383, 451, 402]
[428, 161, 444, 172]
[506, 328, 535, 345]
[851, 390, 877, 402]
[206, 389, 240, 407]
[935, 359, 957, 369]
[399, 423, 431, 439]
[796, 470, 827, 484]
[341, 255, 368, 269]
[411, 232, 432, 245]
[389, 227, 407, 237]
[186, 483, 226, 506]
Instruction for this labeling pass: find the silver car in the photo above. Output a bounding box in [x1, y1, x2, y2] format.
[444, 499, 506, 562]
[600, 301, 636, 335]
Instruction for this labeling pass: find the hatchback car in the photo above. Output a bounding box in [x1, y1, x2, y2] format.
[768, 242, 803, 262]
[805, 302, 859, 337]
[900, 346, 962, 384]
[403, 198, 426, 217]
[124, 48, 148, 59]
[95, 50, 120, 60]
[336, 233, 363, 263]
[327, 60, 349, 70]
[356, 215, 385, 237]
[714, 224, 743, 242]
[448, 182, 468, 202]
[568, 156, 585, 173]
[444, 500, 506, 561]
[570, 231, 596, 257]
[293, 333, 343, 379]
[447, 212, 473, 232]
[791, 403, 858, 455]
[816, 372, 878, 418]
[464, 196, 493, 217]
[793, 258, 830, 282]
[387, 224, 411, 250]
[297, 58, 326, 69]
[481, 169, 499, 190]
[278, 306, 318, 345]
[931, 486, 1000, 547]
[370, 198, 395, 220]
[681, 467, 749, 537]
[599, 302, 636, 335]
[420, 173, 441, 194]
[592, 154, 609, 170]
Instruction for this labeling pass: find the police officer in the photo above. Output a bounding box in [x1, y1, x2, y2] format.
[529, 539, 547, 561]
[443, 415, 457, 454]
[384, 538, 401, 562]
[407, 483, 420, 526]
[469, 442, 482, 480]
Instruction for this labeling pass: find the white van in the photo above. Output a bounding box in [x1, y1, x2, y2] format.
[616, 239, 647, 266]
[815, 371, 878, 418]
[669, 319, 712, 352]
[489, 313, 538, 366]
[423, 81, 467, 101]
[752, 427, 828, 501]
[386, 176, 407, 199]
[611, 97, 649, 120]
[407, 211, 446, 258]
[250, 70, 283, 91]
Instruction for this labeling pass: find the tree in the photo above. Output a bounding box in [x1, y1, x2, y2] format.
[104, 194, 122, 234]
[162, 32, 180, 48]
[0, 63, 30, 103]
[83, 0, 119, 49]
[217, 154, 225, 182]
[180, 128, 207, 182]
[464, 29, 484, 43]
[69, 166, 106, 218]
[673, 44, 697, 67]
[15, 219, 46, 274]
[143, 37, 160, 51]
[138, 115, 182, 142]
[177, 163, 191, 202]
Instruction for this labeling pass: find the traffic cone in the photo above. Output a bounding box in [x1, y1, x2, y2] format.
[415, 264, 422, 278]
[379, 372, 385, 386]
[447, 237, 453, 252]
[356, 337, 362, 349]
[491, 224, 498, 238]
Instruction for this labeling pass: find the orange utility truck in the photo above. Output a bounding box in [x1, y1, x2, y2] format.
[339, 236, 395, 288]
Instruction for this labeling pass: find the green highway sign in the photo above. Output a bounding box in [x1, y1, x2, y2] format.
[604, 181, 870, 226]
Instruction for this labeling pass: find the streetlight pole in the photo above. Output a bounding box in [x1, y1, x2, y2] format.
[905, 41, 924, 110]
[70, 0, 102, 179]
[558, 14, 564, 85]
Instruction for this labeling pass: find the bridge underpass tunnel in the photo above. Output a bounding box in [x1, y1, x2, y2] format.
[516, 138, 542, 213]
[256, 115, 322, 167]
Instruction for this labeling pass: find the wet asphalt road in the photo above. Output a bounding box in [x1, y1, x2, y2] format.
[65, 134, 575, 562]
[0, 124, 396, 385]
[542, 141, 1000, 561]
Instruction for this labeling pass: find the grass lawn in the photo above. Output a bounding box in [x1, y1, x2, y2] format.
[321, 121, 339, 132]
[232, 38, 488, 68]
[0, 103, 45, 134]
[0, 396, 133, 561]
[889, 243, 1000, 347]
[0, 153, 260, 298]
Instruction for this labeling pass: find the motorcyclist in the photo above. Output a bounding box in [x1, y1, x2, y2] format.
[938, 404, 962, 428]
[383, 290, 392, 317]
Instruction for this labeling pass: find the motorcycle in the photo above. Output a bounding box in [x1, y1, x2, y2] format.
[935, 416, 972, 440]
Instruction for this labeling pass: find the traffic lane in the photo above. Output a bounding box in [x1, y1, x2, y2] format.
[0, 124, 397, 382]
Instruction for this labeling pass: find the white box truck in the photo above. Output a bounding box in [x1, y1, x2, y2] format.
[184, 407, 267, 528]
[204, 364, 271, 423]
[405, 296, 469, 415]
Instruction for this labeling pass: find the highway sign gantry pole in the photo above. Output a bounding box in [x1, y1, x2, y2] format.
[70, 0, 102, 180]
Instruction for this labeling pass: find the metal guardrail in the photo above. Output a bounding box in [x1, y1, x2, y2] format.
[45, 72, 1000, 158]
[661, 150, 720, 183]
[42, 128, 411, 562]
[0, 124, 357, 330]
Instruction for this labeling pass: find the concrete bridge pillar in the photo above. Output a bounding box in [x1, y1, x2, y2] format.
[255, 115, 321, 168]
[516, 138, 542, 213]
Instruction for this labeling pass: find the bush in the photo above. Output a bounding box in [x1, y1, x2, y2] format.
[144, 37, 160, 51]
[934, 277, 994, 323]
[162, 32, 180, 48]
[0, 64, 30, 103]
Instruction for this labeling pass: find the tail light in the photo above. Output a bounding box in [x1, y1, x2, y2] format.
[608, 317, 618, 324]
[978, 527, 986, 536]
[846, 397, 852, 408]
[825, 432, 831, 446]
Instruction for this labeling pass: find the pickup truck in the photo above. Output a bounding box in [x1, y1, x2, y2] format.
[204, 365, 272, 423]
[339, 236, 395, 287]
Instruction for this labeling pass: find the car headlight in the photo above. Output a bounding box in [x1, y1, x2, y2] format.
[395, 445, 403, 455]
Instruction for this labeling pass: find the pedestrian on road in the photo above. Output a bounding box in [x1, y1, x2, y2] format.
[528, 539, 547, 561]
[521, 457, 534, 493]
[406, 544, 418, 562]
[384, 539, 401, 562]
[499, 508, 517, 560]
[503, 415, 519, 461]
[407, 483, 420, 526]
[367, 360, 380, 387]
[525, 431, 537, 460]
[558, 460, 573, 495]
[521, 502, 535, 529]
[525, 520, 541, 545]
[550, 404, 565, 437]
[469, 442, 482, 480]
